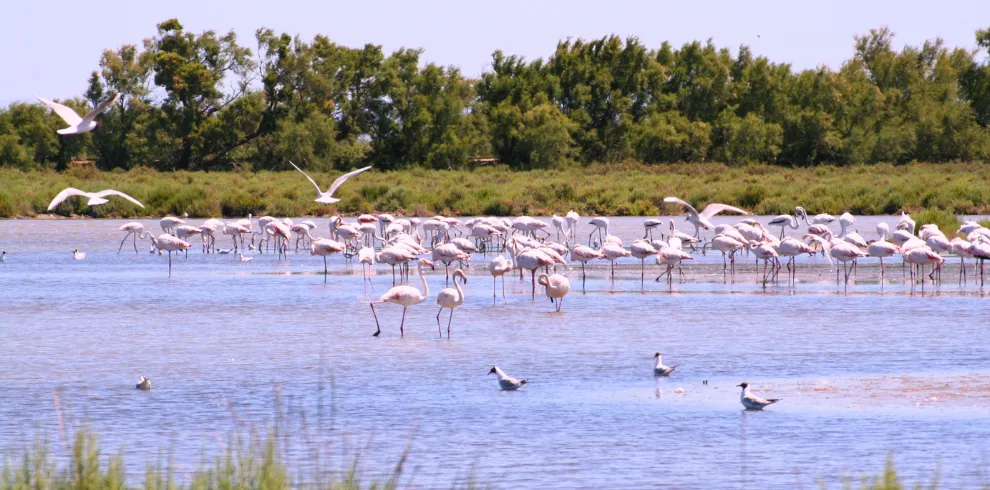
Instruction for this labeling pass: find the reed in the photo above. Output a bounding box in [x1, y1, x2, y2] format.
[2, 162, 990, 219]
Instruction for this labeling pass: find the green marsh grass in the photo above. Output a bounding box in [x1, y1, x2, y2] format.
[2, 162, 990, 219]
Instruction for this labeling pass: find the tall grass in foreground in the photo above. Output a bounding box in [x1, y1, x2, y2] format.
[1, 429, 483, 490]
[3, 162, 990, 218]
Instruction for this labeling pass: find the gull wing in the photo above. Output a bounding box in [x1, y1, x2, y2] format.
[662, 197, 699, 219]
[327, 166, 372, 197]
[35, 97, 83, 126]
[82, 92, 121, 122]
[699, 203, 749, 219]
[47, 187, 89, 210]
[93, 189, 145, 208]
[289, 161, 326, 195]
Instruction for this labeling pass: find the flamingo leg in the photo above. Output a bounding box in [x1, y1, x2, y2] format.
[530, 270, 536, 299]
[400, 307, 406, 337]
[447, 309, 454, 338]
[118, 232, 131, 254]
[493, 276, 497, 305]
[370, 303, 382, 336]
[436, 307, 443, 338]
[168, 250, 172, 277]
[502, 275, 507, 304]
[324, 256, 328, 274]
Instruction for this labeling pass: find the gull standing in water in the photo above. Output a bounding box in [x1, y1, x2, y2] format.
[738, 382, 781, 410]
[488, 366, 528, 391]
[652, 353, 676, 376]
[135, 376, 151, 391]
[289, 161, 372, 204]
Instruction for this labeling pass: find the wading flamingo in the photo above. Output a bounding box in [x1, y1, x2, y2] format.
[153, 234, 192, 277]
[435, 269, 467, 338]
[538, 273, 570, 312]
[488, 255, 512, 304]
[370, 258, 433, 337]
[588, 217, 609, 246]
[311, 238, 347, 274]
[359, 247, 376, 290]
[117, 223, 154, 254]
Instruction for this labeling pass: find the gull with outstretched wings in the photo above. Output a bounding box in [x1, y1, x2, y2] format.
[663, 197, 748, 238]
[48, 187, 144, 211]
[35, 92, 121, 135]
[289, 161, 372, 204]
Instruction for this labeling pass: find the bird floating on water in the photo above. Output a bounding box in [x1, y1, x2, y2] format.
[738, 381, 780, 410]
[48, 187, 144, 211]
[35, 92, 120, 135]
[136, 376, 151, 391]
[72, 249, 86, 260]
[652, 352, 676, 376]
[489, 366, 528, 391]
[237, 252, 253, 262]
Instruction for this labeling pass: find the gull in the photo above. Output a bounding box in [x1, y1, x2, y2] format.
[136, 376, 151, 391]
[36, 92, 121, 135]
[289, 161, 372, 204]
[0, 251, 6, 262]
[738, 381, 781, 410]
[489, 366, 528, 391]
[72, 249, 86, 260]
[237, 253, 254, 262]
[652, 352, 676, 376]
[47, 187, 144, 211]
[663, 197, 748, 238]
[217, 249, 233, 254]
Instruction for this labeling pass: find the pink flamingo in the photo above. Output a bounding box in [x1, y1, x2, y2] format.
[153, 234, 192, 277]
[117, 222, 154, 254]
[435, 269, 467, 338]
[487, 255, 512, 304]
[370, 258, 433, 337]
[538, 273, 570, 312]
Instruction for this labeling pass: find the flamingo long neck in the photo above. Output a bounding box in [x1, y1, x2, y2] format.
[839, 221, 848, 238]
[417, 262, 430, 299]
[789, 215, 799, 229]
[454, 274, 465, 304]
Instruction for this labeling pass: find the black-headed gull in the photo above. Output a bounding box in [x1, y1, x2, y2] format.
[47, 187, 144, 211]
[289, 161, 372, 204]
[738, 381, 781, 410]
[489, 366, 527, 390]
[136, 376, 151, 391]
[36, 92, 121, 135]
[652, 352, 676, 376]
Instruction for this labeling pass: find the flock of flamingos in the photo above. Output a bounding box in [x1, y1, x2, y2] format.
[24, 165, 990, 405]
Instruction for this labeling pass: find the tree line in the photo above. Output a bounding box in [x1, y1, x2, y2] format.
[3, 19, 990, 172]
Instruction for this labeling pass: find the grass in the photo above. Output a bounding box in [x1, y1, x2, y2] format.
[1, 429, 482, 490]
[2, 162, 990, 219]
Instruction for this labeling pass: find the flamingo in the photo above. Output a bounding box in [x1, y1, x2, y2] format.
[369, 258, 433, 337]
[514, 244, 555, 299]
[311, 238, 347, 274]
[487, 255, 512, 304]
[750, 241, 780, 286]
[153, 234, 192, 277]
[432, 243, 470, 285]
[663, 197, 749, 238]
[570, 244, 603, 286]
[709, 234, 747, 273]
[435, 269, 467, 338]
[776, 236, 818, 282]
[655, 246, 694, 284]
[630, 239, 658, 286]
[46, 187, 144, 211]
[173, 225, 202, 257]
[600, 243, 630, 279]
[117, 223, 154, 254]
[896, 212, 916, 235]
[359, 246, 376, 290]
[551, 215, 567, 241]
[969, 241, 990, 286]
[565, 210, 580, 243]
[588, 217, 609, 246]
[768, 212, 801, 239]
[950, 237, 974, 284]
[795, 207, 835, 225]
[538, 273, 570, 312]
[837, 212, 856, 237]
[903, 247, 944, 289]
[377, 246, 417, 286]
[289, 161, 372, 204]
[868, 239, 901, 280]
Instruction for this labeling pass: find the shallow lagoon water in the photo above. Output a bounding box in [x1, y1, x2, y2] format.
[1, 216, 989, 488]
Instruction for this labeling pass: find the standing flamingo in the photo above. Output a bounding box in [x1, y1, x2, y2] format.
[538, 273, 570, 312]
[359, 246, 376, 290]
[570, 244, 603, 287]
[588, 217, 609, 246]
[154, 234, 192, 277]
[600, 243, 630, 279]
[768, 212, 801, 239]
[435, 269, 467, 338]
[311, 238, 347, 274]
[117, 222, 154, 254]
[487, 255, 512, 304]
[868, 239, 901, 281]
[370, 258, 433, 337]
[630, 239, 658, 287]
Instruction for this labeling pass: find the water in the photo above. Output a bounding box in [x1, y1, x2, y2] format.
[1, 216, 989, 489]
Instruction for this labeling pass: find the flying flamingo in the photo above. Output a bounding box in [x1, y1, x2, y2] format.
[487, 255, 512, 304]
[153, 234, 192, 277]
[47, 187, 144, 211]
[289, 161, 372, 204]
[117, 222, 154, 254]
[370, 258, 433, 337]
[435, 269, 467, 338]
[663, 197, 749, 238]
[538, 273, 570, 312]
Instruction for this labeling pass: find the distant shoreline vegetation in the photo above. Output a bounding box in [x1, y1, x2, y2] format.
[2, 163, 989, 221]
[3, 21, 990, 173]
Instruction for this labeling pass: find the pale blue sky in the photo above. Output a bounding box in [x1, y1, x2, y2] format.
[3, 0, 989, 104]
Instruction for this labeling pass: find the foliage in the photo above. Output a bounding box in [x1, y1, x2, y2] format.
[5, 22, 990, 171]
[5, 163, 990, 219]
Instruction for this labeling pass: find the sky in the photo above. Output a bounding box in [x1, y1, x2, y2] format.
[3, 0, 989, 104]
